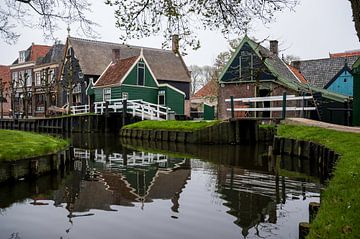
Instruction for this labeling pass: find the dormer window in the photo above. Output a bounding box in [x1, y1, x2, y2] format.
[19, 51, 26, 63]
[137, 62, 145, 86]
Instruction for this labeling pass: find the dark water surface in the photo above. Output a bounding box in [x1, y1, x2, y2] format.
[0, 134, 321, 239]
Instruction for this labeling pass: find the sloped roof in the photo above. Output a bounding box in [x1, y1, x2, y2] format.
[12, 44, 51, 65]
[329, 50, 360, 58]
[0, 65, 10, 84]
[219, 35, 302, 89]
[94, 56, 139, 87]
[37, 44, 65, 65]
[192, 79, 218, 98]
[287, 64, 307, 84]
[219, 36, 350, 103]
[67, 37, 190, 82]
[295, 55, 359, 88]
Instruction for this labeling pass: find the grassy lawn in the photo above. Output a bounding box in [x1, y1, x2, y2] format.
[122, 120, 220, 132]
[277, 124, 360, 238]
[0, 130, 69, 161]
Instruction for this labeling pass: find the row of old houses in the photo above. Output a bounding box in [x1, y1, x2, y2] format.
[0, 35, 359, 125]
[0, 35, 191, 118]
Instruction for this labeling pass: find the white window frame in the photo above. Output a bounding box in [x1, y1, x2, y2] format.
[137, 62, 145, 86]
[19, 51, 26, 63]
[122, 92, 128, 99]
[103, 88, 111, 101]
[35, 72, 41, 86]
[26, 69, 32, 87]
[158, 91, 166, 106]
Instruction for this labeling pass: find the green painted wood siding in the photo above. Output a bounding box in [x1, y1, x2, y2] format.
[160, 86, 184, 115]
[122, 59, 158, 88]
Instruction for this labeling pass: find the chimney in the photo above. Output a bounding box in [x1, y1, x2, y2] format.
[292, 61, 301, 71]
[269, 40, 278, 56]
[112, 49, 120, 63]
[172, 34, 179, 54]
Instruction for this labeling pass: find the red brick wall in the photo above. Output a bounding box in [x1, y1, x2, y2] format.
[218, 82, 300, 119]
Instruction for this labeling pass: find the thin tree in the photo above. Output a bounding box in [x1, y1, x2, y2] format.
[40, 67, 57, 117]
[61, 49, 83, 114]
[0, 79, 6, 119]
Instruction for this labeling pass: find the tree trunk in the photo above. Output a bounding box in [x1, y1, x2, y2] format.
[350, 0, 360, 41]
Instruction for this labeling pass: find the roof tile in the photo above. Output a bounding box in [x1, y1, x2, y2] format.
[95, 56, 139, 87]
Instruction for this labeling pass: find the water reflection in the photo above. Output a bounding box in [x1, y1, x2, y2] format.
[0, 133, 322, 239]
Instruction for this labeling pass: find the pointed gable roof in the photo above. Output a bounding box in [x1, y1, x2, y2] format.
[219, 35, 302, 90]
[67, 37, 190, 83]
[192, 79, 218, 99]
[12, 44, 51, 65]
[94, 56, 139, 87]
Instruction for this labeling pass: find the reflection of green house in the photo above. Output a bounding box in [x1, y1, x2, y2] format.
[91, 49, 186, 115]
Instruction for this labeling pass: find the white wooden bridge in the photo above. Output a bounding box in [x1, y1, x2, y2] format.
[71, 99, 172, 120]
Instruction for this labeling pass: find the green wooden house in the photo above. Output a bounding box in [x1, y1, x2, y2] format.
[91, 49, 186, 115]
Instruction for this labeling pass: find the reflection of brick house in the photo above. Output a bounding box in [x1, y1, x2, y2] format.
[9, 43, 51, 116]
[217, 36, 351, 124]
[0, 65, 11, 116]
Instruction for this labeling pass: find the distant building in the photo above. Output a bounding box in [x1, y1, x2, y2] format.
[0, 65, 11, 116]
[9, 43, 51, 116]
[190, 79, 218, 119]
[32, 43, 65, 116]
[291, 51, 360, 97]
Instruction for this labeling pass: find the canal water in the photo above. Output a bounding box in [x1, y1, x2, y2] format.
[0, 134, 321, 239]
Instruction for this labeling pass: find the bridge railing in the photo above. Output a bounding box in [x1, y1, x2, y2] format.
[225, 94, 315, 119]
[71, 104, 90, 115]
[94, 98, 171, 120]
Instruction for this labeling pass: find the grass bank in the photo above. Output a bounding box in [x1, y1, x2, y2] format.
[0, 130, 69, 161]
[123, 120, 220, 132]
[277, 124, 360, 238]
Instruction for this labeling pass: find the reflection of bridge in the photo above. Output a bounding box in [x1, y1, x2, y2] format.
[73, 148, 178, 168]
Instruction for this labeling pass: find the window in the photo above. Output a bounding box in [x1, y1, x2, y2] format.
[35, 72, 41, 86]
[344, 78, 347, 83]
[239, 53, 254, 81]
[103, 88, 111, 101]
[137, 62, 145, 86]
[19, 51, 26, 63]
[12, 72, 18, 87]
[158, 91, 165, 105]
[122, 92, 128, 99]
[26, 69, 32, 86]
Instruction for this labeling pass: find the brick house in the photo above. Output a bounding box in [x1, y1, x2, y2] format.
[217, 36, 350, 124]
[0, 65, 11, 117]
[9, 43, 51, 117]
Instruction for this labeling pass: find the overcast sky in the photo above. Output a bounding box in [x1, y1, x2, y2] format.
[0, 0, 359, 67]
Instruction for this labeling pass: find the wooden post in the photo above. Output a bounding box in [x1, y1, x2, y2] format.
[309, 202, 320, 223]
[122, 99, 127, 126]
[230, 96, 235, 119]
[299, 222, 310, 239]
[282, 92, 287, 120]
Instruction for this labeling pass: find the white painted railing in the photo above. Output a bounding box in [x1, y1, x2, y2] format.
[94, 98, 171, 120]
[225, 94, 316, 117]
[71, 104, 90, 115]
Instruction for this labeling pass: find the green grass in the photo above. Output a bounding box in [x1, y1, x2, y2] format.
[0, 130, 69, 161]
[277, 124, 360, 238]
[123, 120, 220, 132]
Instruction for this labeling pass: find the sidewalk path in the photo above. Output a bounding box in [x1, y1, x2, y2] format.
[283, 118, 360, 134]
